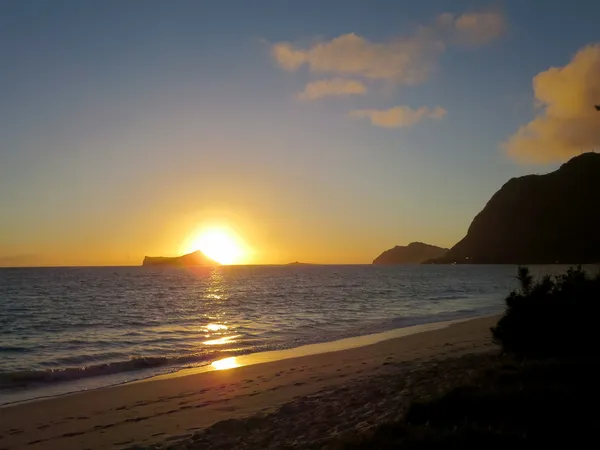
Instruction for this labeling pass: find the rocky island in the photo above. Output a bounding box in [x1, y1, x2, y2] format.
[373, 242, 448, 264]
[142, 250, 218, 266]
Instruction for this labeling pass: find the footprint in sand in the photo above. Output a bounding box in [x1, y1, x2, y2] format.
[215, 406, 237, 412]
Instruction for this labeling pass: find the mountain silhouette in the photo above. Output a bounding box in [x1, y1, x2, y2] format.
[373, 242, 448, 264]
[142, 250, 218, 266]
[429, 153, 600, 264]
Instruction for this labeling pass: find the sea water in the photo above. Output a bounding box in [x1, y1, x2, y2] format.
[0, 264, 573, 405]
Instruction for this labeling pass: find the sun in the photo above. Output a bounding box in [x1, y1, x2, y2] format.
[186, 227, 245, 265]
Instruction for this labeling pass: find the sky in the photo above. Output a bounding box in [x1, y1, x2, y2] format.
[1, 0, 599, 266]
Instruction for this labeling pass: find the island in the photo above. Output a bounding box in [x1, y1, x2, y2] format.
[428, 152, 600, 264]
[373, 242, 448, 264]
[142, 250, 218, 266]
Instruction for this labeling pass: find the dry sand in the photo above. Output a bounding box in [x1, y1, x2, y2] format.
[0, 316, 498, 450]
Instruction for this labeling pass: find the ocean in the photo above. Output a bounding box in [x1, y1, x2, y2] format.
[0, 264, 571, 405]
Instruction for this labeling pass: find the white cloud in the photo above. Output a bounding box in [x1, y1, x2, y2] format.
[273, 32, 442, 85]
[503, 44, 600, 163]
[349, 106, 447, 128]
[298, 78, 367, 100]
[271, 11, 505, 85]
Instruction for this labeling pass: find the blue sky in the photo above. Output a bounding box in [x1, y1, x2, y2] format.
[1, 0, 599, 265]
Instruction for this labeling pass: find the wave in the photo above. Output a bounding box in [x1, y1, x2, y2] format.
[0, 309, 501, 394]
[0, 346, 33, 353]
[387, 308, 496, 329]
[0, 352, 219, 390]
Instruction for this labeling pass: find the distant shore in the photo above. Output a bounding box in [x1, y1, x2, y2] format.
[0, 315, 498, 450]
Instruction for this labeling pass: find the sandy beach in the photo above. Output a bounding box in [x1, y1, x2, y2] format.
[0, 315, 498, 450]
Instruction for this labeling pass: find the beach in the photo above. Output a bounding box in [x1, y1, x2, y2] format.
[0, 315, 498, 450]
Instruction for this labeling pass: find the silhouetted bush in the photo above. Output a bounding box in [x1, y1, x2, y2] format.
[340, 356, 600, 449]
[491, 266, 600, 357]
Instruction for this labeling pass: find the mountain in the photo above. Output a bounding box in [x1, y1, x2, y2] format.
[430, 153, 600, 264]
[142, 250, 218, 266]
[373, 242, 448, 264]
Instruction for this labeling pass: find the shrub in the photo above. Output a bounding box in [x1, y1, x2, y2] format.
[340, 356, 600, 449]
[491, 265, 600, 357]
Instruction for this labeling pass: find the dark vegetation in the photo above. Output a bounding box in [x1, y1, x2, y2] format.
[492, 265, 600, 356]
[341, 357, 600, 449]
[340, 265, 600, 449]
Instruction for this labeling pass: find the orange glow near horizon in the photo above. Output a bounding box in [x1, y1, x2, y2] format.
[184, 226, 248, 265]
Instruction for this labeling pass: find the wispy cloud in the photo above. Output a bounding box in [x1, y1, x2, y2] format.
[503, 44, 600, 163]
[298, 78, 367, 100]
[271, 10, 502, 129]
[437, 11, 506, 46]
[272, 11, 505, 86]
[273, 32, 442, 85]
[349, 106, 447, 128]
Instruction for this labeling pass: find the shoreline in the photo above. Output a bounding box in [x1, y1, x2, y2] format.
[0, 314, 499, 450]
[146, 315, 486, 382]
[1, 313, 494, 408]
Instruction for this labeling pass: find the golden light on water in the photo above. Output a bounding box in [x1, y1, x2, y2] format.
[185, 226, 247, 265]
[205, 323, 228, 332]
[203, 335, 240, 345]
[211, 357, 240, 370]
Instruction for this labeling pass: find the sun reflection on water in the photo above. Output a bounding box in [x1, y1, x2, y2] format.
[202, 335, 240, 345]
[211, 357, 240, 370]
[205, 323, 228, 332]
[206, 269, 227, 301]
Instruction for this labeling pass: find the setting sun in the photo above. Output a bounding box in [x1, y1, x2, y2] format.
[186, 227, 246, 265]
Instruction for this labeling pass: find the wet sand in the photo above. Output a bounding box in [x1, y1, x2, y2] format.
[0, 315, 498, 450]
